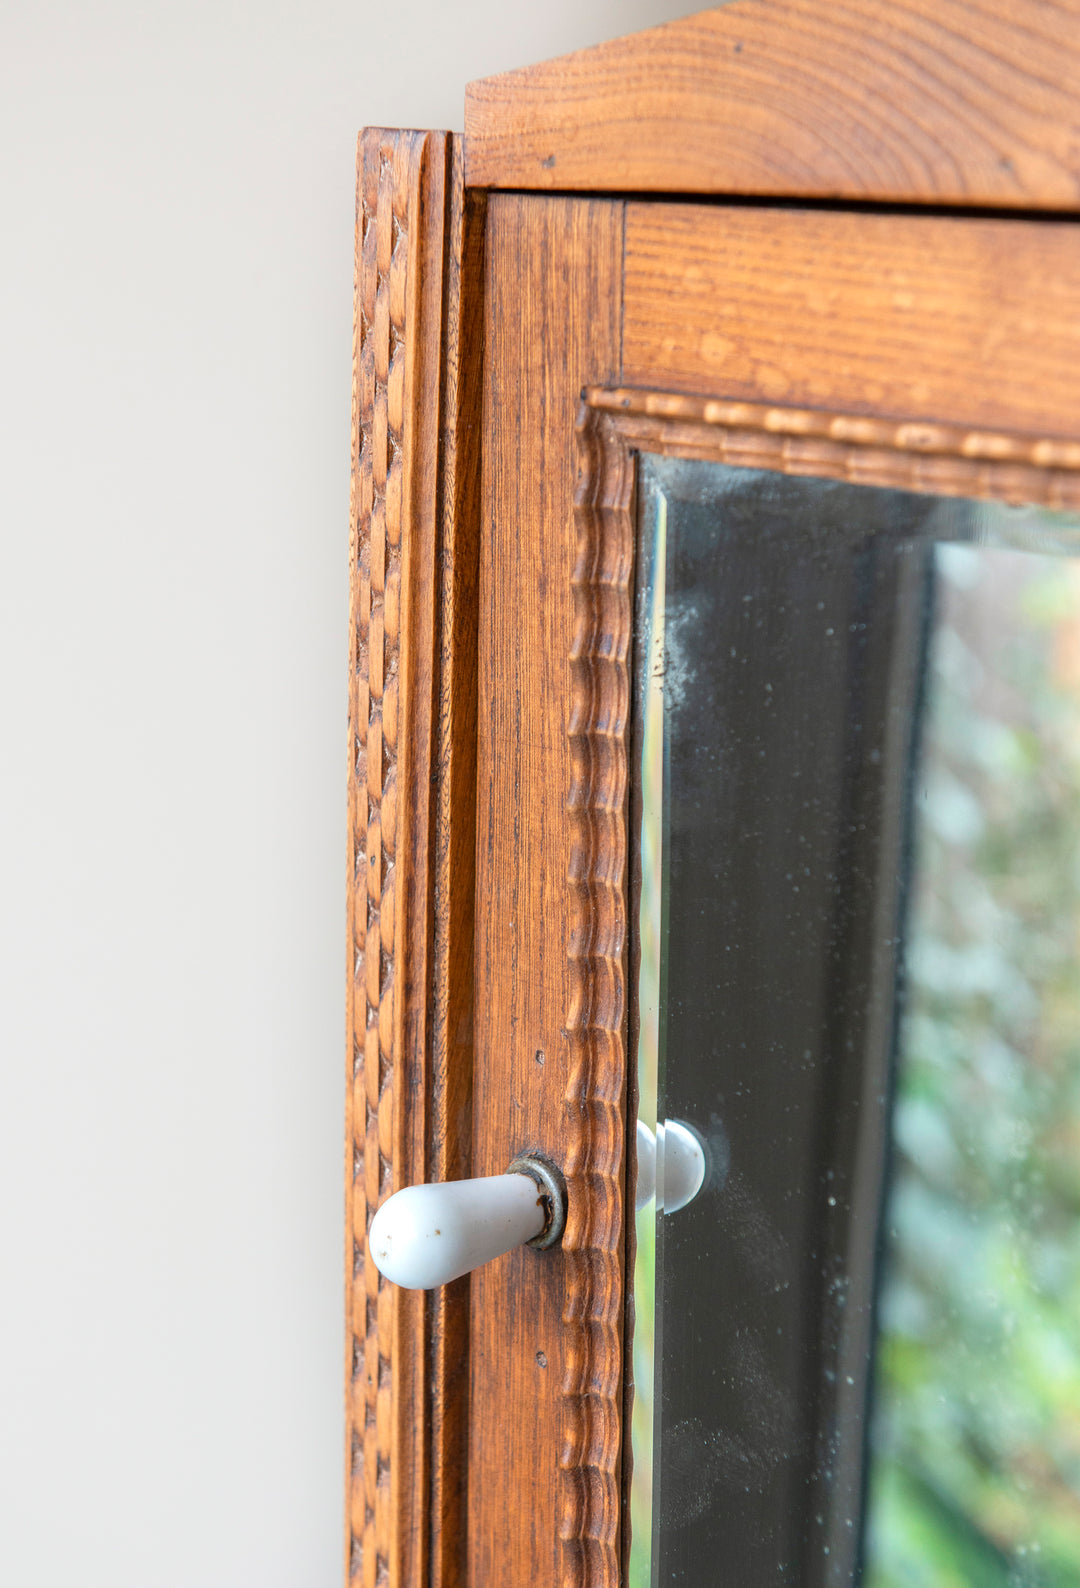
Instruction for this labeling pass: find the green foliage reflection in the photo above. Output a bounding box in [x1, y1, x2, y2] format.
[866, 543, 1080, 1585]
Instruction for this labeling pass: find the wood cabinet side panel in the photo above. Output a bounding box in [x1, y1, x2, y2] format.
[469, 193, 625, 1588]
[347, 126, 450, 1588]
[623, 205, 1080, 439]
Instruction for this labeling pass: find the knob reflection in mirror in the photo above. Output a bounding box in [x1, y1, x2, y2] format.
[636, 1119, 707, 1214]
[658, 1119, 707, 1212]
[636, 1118, 658, 1210]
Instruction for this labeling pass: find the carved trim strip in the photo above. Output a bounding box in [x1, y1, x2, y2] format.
[563, 406, 636, 1588]
[585, 387, 1080, 507]
[347, 128, 411, 1588]
[347, 127, 449, 1588]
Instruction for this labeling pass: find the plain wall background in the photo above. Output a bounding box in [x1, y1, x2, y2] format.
[0, 3, 700, 1583]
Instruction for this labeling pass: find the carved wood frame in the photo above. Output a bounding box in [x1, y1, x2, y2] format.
[347, 127, 482, 1588]
[564, 382, 1080, 1588]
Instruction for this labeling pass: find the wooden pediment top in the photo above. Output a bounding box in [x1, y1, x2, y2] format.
[464, 0, 1080, 207]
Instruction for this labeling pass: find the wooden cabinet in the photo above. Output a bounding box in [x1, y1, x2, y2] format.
[345, 5, 1080, 1584]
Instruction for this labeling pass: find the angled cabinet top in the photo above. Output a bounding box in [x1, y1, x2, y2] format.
[465, 0, 1080, 208]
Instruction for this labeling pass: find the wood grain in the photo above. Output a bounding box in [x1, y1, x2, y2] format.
[469, 194, 624, 1588]
[623, 204, 1080, 438]
[347, 126, 452, 1588]
[465, 0, 1080, 207]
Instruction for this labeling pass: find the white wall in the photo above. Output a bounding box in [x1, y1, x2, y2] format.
[0, 3, 698, 1583]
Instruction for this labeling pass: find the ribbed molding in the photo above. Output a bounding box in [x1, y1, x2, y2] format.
[584, 387, 1080, 508]
[562, 407, 635, 1588]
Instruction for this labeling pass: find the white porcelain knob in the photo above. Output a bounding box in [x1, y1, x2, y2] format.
[657, 1119, 706, 1213]
[368, 1157, 565, 1290]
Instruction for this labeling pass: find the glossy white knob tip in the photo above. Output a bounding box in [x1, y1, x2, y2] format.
[368, 1172, 547, 1290]
[657, 1119, 707, 1213]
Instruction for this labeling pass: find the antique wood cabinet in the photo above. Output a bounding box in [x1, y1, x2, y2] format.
[346, 3, 1080, 1585]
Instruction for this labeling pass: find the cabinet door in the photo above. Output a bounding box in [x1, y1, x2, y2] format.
[346, 11, 1080, 1588]
[471, 194, 1080, 1588]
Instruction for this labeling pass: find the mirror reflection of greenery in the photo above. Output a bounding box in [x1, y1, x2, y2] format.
[630, 1202, 656, 1588]
[867, 539, 1080, 1586]
[629, 492, 665, 1588]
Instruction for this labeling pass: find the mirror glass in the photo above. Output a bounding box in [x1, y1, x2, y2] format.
[629, 455, 1080, 1586]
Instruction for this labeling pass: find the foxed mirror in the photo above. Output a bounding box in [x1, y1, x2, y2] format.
[629, 457, 1080, 1586]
